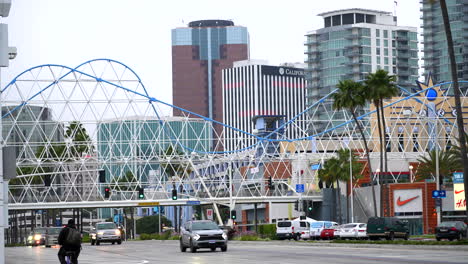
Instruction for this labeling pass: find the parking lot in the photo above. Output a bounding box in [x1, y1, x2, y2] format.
[5, 240, 468, 264]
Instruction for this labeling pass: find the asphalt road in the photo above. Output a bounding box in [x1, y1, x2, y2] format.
[5, 240, 468, 264]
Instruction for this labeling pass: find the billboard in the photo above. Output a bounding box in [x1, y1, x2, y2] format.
[453, 172, 466, 211]
[394, 189, 422, 213]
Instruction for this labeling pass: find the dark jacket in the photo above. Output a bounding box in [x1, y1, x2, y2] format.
[58, 225, 81, 251]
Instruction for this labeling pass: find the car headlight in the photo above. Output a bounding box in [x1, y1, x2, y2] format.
[34, 234, 42, 240]
[193, 234, 200, 241]
[27, 235, 33, 241]
[222, 232, 228, 240]
[115, 229, 121, 235]
[91, 234, 96, 239]
[97, 231, 104, 236]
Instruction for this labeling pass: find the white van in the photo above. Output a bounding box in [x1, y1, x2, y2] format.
[308, 221, 339, 239]
[276, 220, 309, 240]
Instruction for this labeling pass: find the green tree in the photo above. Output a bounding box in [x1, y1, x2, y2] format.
[332, 79, 377, 216]
[65, 121, 94, 156]
[136, 214, 172, 234]
[417, 149, 459, 185]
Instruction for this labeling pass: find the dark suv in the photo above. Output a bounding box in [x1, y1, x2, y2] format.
[367, 217, 409, 240]
[180, 220, 228, 253]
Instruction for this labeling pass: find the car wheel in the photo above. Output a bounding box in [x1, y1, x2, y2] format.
[404, 233, 409, 241]
[180, 239, 187, 252]
[458, 233, 463, 241]
[221, 245, 227, 252]
[294, 234, 299, 241]
[91, 240, 95, 246]
[96, 241, 100, 246]
[117, 240, 122, 245]
[436, 237, 441, 241]
[190, 239, 197, 253]
[211, 247, 216, 252]
[449, 238, 453, 241]
[386, 232, 394, 241]
[112, 242, 115, 245]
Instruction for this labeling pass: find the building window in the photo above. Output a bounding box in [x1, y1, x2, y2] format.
[342, 13, 354, 25]
[325, 17, 331, 27]
[376, 29, 380, 37]
[376, 39, 380, 46]
[412, 133, 419, 152]
[384, 57, 389, 65]
[332, 15, 341, 26]
[384, 39, 388, 47]
[356, 13, 365, 23]
[385, 133, 391, 152]
[376, 48, 380, 55]
[398, 134, 404, 152]
[377, 57, 381, 64]
[384, 49, 389, 56]
[384, 30, 388, 38]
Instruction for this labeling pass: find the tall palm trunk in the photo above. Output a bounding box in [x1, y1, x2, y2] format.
[439, 0, 468, 222]
[374, 100, 384, 217]
[336, 180, 342, 224]
[351, 110, 378, 216]
[380, 99, 390, 217]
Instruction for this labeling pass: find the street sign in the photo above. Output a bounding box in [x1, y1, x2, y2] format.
[138, 202, 160, 206]
[296, 184, 305, 193]
[432, 190, 446, 198]
[186, 201, 201, 205]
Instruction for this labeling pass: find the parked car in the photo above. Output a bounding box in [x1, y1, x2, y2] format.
[90, 222, 122, 245]
[308, 221, 338, 239]
[367, 217, 409, 240]
[333, 225, 342, 239]
[435, 221, 467, 241]
[339, 223, 367, 240]
[276, 220, 309, 240]
[27, 227, 62, 247]
[320, 227, 335, 240]
[180, 220, 228, 253]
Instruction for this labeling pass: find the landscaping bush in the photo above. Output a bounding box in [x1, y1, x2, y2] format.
[258, 224, 277, 239]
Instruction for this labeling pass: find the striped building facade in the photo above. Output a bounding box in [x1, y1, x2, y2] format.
[222, 61, 307, 152]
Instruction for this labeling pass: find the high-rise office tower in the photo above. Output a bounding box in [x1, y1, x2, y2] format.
[222, 60, 307, 152]
[305, 9, 418, 134]
[172, 20, 249, 123]
[421, 0, 468, 84]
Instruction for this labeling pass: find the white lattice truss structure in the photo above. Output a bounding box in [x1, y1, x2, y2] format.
[3, 59, 468, 211]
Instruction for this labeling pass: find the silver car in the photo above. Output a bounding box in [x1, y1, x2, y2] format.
[180, 220, 228, 253]
[90, 222, 122, 245]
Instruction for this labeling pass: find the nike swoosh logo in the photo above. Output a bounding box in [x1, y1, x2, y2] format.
[455, 190, 464, 194]
[397, 196, 419, 206]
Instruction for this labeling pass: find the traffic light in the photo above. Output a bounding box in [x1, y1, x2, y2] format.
[268, 176, 273, 189]
[307, 200, 313, 212]
[99, 170, 106, 183]
[231, 210, 237, 220]
[172, 189, 177, 200]
[104, 187, 110, 198]
[138, 187, 144, 199]
[294, 200, 299, 211]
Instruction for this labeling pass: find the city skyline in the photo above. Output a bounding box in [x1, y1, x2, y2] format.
[2, 0, 421, 117]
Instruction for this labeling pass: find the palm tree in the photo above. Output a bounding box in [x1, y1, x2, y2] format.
[430, 0, 468, 220]
[417, 150, 459, 184]
[318, 157, 341, 222]
[365, 69, 398, 217]
[332, 79, 378, 216]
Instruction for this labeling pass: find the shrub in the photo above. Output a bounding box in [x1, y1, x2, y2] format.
[258, 224, 277, 239]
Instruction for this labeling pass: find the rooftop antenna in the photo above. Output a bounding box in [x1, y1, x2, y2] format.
[393, 0, 398, 16]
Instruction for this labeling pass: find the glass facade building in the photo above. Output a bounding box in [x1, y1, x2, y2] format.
[305, 9, 419, 134]
[421, 0, 468, 84]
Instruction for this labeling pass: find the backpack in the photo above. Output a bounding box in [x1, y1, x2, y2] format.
[65, 227, 81, 246]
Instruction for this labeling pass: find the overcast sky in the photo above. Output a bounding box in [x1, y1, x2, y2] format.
[1, 0, 421, 105]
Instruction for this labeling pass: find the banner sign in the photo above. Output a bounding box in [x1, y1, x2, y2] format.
[454, 183, 466, 211]
[453, 172, 464, 184]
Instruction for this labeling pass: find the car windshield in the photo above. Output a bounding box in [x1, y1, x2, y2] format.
[34, 228, 46, 234]
[439, 222, 457, 227]
[344, 224, 357, 228]
[96, 223, 116, 230]
[277, 221, 291, 227]
[191, 221, 219, 231]
[48, 228, 62, 234]
[311, 222, 324, 228]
